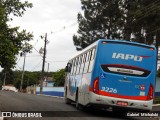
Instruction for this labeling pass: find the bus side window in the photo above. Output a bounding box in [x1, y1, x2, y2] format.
[89, 50, 92, 60]
[83, 53, 87, 63]
[79, 54, 85, 74]
[88, 48, 96, 72]
[73, 58, 78, 75]
[79, 55, 83, 73]
[86, 50, 92, 72]
[70, 60, 73, 75]
[74, 57, 79, 75]
[86, 51, 90, 62]
[91, 48, 96, 60]
[71, 59, 75, 75]
[76, 56, 81, 75]
[83, 52, 90, 73]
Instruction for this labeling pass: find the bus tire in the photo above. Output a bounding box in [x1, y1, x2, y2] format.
[65, 88, 71, 104]
[75, 89, 83, 110]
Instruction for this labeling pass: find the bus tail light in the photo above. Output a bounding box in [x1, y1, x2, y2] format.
[147, 84, 154, 100]
[93, 77, 99, 94]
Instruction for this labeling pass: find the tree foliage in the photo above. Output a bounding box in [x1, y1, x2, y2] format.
[0, 70, 54, 90]
[53, 69, 65, 86]
[121, 0, 160, 44]
[74, 0, 160, 50]
[12, 71, 54, 89]
[0, 0, 33, 70]
[1, 68, 14, 85]
[13, 71, 40, 89]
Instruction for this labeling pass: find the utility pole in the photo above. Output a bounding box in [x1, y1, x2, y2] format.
[20, 53, 26, 92]
[47, 63, 49, 73]
[3, 70, 6, 87]
[40, 33, 47, 94]
[47, 63, 50, 81]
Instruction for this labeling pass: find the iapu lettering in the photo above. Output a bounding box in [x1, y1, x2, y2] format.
[112, 53, 143, 62]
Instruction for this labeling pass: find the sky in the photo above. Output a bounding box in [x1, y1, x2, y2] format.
[8, 0, 82, 72]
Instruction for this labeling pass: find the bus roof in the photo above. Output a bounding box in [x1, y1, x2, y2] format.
[102, 39, 156, 48]
[69, 39, 156, 61]
[69, 40, 98, 60]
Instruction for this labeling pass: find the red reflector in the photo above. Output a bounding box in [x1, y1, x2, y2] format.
[147, 84, 154, 100]
[93, 77, 99, 94]
[140, 84, 145, 91]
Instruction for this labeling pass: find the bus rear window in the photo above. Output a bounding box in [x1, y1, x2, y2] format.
[101, 64, 150, 77]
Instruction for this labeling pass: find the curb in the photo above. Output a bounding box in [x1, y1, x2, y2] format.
[153, 104, 160, 106]
[37, 94, 64, 99]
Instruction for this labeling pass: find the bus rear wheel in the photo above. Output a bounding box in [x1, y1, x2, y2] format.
[65, 88, 71, 104]
[75, 90, 83, 110]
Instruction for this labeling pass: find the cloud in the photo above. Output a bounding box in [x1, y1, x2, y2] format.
[9, 0, 82, 72]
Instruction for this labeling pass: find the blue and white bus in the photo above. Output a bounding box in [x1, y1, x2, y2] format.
[64, 39, 157, 112]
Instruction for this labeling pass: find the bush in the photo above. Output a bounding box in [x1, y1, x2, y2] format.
[156, 69, 160, 77]
[153, 97, 160, 104]
[53, 69, 65, 86]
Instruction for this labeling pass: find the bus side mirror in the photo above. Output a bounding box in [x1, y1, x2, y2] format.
[65, 66, 68, 72]
[65, 63, 72, 72]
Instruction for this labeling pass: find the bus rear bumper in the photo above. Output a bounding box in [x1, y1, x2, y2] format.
[88, 92, 153, 111]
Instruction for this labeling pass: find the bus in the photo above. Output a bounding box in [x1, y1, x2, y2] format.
[64, 39, 157, 112]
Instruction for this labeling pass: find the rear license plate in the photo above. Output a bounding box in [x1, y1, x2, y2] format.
[117, 101, 128, 106]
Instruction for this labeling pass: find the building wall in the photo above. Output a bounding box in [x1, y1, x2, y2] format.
[36, 87, 64, 97]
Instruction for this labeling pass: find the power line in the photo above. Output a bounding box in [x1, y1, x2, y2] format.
[108, 1, 160, 40]
[132, 5, 160, 24]
[48, 22, 78, 37]
[33, 39, 39, 47]
[33, 47, 43, 57]
[47, 60, 68, 63]
[16, 64, 22, 70]
[21, 22, 77, 71]
[16, 57, 21, 65]
[114, 1, 160, 28]
[26, 55, 41, 57]
[125, 0, 160, 24]
[31, 60, 42, 71]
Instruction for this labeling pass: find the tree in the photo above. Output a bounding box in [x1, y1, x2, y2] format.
[73, 0, 123, 50]
[13, 71, 39, 89]
[53, 69, 65, 86]
[13, 70, 21, 89]
[121, 0, 160, 44]
[74, 0, 160, 50]
[0, 0, 33, 70]
[1, 68, 14, 85]
[0, 80, 2, 90]
[139, 0, 160, 45]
